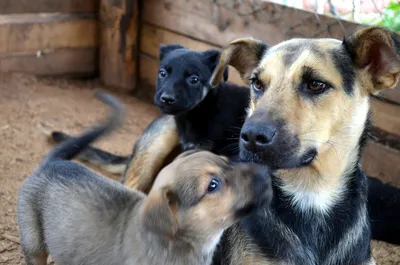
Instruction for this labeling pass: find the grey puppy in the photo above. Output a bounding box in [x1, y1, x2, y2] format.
[17, 92, 272, 265]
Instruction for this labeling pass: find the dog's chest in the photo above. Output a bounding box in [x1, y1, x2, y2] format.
[240, 188, 371, 265]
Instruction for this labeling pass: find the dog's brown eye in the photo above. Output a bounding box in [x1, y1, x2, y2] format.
[250, 79, 264, 93]
[308, 80, 326, 91]
[159, 69, 167, 78]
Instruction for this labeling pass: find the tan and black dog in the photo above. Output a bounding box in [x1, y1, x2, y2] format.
[208, 26, 400, 265]
[17, 93, 272, 265]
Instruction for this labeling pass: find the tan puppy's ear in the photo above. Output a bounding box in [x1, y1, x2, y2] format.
[343, 26, 400, 93]
[210, 37, 268, 87]
[141, 186, 178, 239]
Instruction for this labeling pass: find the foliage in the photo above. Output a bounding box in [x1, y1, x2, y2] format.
[377, 1, 400, 32]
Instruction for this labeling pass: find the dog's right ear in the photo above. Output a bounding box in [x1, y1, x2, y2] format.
[210, 38, 268, 87]
[159, 44, 186, 61]
[141, 186, 178, 239]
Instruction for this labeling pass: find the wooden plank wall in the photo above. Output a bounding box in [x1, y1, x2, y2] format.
[137, 0, 400, 186]
[0, 0, 98, 76]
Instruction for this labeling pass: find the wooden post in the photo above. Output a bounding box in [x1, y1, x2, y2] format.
[99, 0, 139, 93]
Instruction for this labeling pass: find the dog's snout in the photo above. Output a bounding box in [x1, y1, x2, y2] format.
[240, 123, 276, 152]
[160, 93, 176, 105]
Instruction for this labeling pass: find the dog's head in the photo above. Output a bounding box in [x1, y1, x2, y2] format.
[140, 150, 272, 242]
[154, 44, 229, 114]
[211, 26, 400, 172]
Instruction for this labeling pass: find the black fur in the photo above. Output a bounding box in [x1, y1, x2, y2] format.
[154, 44, 249, 156]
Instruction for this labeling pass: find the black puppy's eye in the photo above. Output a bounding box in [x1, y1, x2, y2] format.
[250, 78, 264, 93]
[189, 76, 200, 84]
[207, 178, 221, 193]
[307, 80, 327, 92]
[159, 69, 167, 78]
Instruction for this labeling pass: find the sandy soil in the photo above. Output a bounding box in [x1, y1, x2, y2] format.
[0, 73, 398, 264]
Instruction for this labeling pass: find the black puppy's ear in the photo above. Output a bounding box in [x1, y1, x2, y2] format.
[174, 149, 202, 160]
[159, 44, 186, 60]
[203, 50, 229, 82]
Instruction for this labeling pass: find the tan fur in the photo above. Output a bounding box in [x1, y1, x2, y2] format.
[124, 115, 180, 192]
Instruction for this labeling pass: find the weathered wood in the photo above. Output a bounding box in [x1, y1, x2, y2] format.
[370, 98, 400, 137]
[362, 141, 400, 187]
[142, 0, 400, 104]
[0, 48, 97, 76]
[0, 0, 97, 14]
[0, 13, 98, 54]
[99, 0, 139, 93]
[142, 0, 361, 47]
[379, 87, 400, 106]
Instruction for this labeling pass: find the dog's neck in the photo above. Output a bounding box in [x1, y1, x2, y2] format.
[277, 97, 370, 214]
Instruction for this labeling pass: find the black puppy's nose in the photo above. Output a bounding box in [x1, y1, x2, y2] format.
[240, 123, 276, 152]
[160, 93, 176, 105]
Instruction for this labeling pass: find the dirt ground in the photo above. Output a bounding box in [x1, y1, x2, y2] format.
[0, 73, 398, 264]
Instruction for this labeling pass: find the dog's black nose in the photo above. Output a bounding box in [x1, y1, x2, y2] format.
[160, 93, 176, 105]
[240, 123, 276, 152]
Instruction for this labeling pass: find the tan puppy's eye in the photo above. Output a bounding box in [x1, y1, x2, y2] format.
[308, 80, 326, 91]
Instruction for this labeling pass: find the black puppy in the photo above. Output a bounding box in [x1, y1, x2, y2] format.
[50, 45, 400, 245]
[154, 44, 250, 154]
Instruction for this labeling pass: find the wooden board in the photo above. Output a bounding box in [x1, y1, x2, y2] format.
[370, 98, 400, 137]
[0, 13, 98, 54]
[379, 87, 400, 106]
[0, 0, 97, 14]
[99, 0, 139, 93]
[0, 48, 97, 76]
[362, 141, 400, 187]
[142, 0, 400, 104]
[142, 0, 361, 47]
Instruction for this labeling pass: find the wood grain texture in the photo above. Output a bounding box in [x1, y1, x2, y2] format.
[99, 0, 139, 93]
[141, 0, 400, 104]
[370, 98, 400, 137]
[0, 48, 97, 76]
[362, 141, 400, 187]
[0, 0, 97, 14]
[0, 13, 98, 54]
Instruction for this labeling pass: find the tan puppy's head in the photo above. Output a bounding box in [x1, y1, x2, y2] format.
[210, 26, 400, 174]
[140, 150, 272, 242]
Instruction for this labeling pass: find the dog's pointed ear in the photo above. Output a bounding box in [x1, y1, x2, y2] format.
[159, 44, 186, 61]
[343, 26, 400, 93]
[210, 38, 268, 87]
[141, 186, 178, 239]
[203, 50, 229, 82]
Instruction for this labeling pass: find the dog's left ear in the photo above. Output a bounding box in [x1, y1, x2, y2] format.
[343, 26, 400, 93]
[210, 38, 268, 87]
[203, 50, 229, 82]
[141, 186, 178, 239]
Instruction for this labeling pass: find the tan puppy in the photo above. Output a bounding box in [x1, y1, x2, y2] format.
[17, 92, 272, 265]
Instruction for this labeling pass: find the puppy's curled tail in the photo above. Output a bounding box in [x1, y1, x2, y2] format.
[43, 92, 124, 163]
